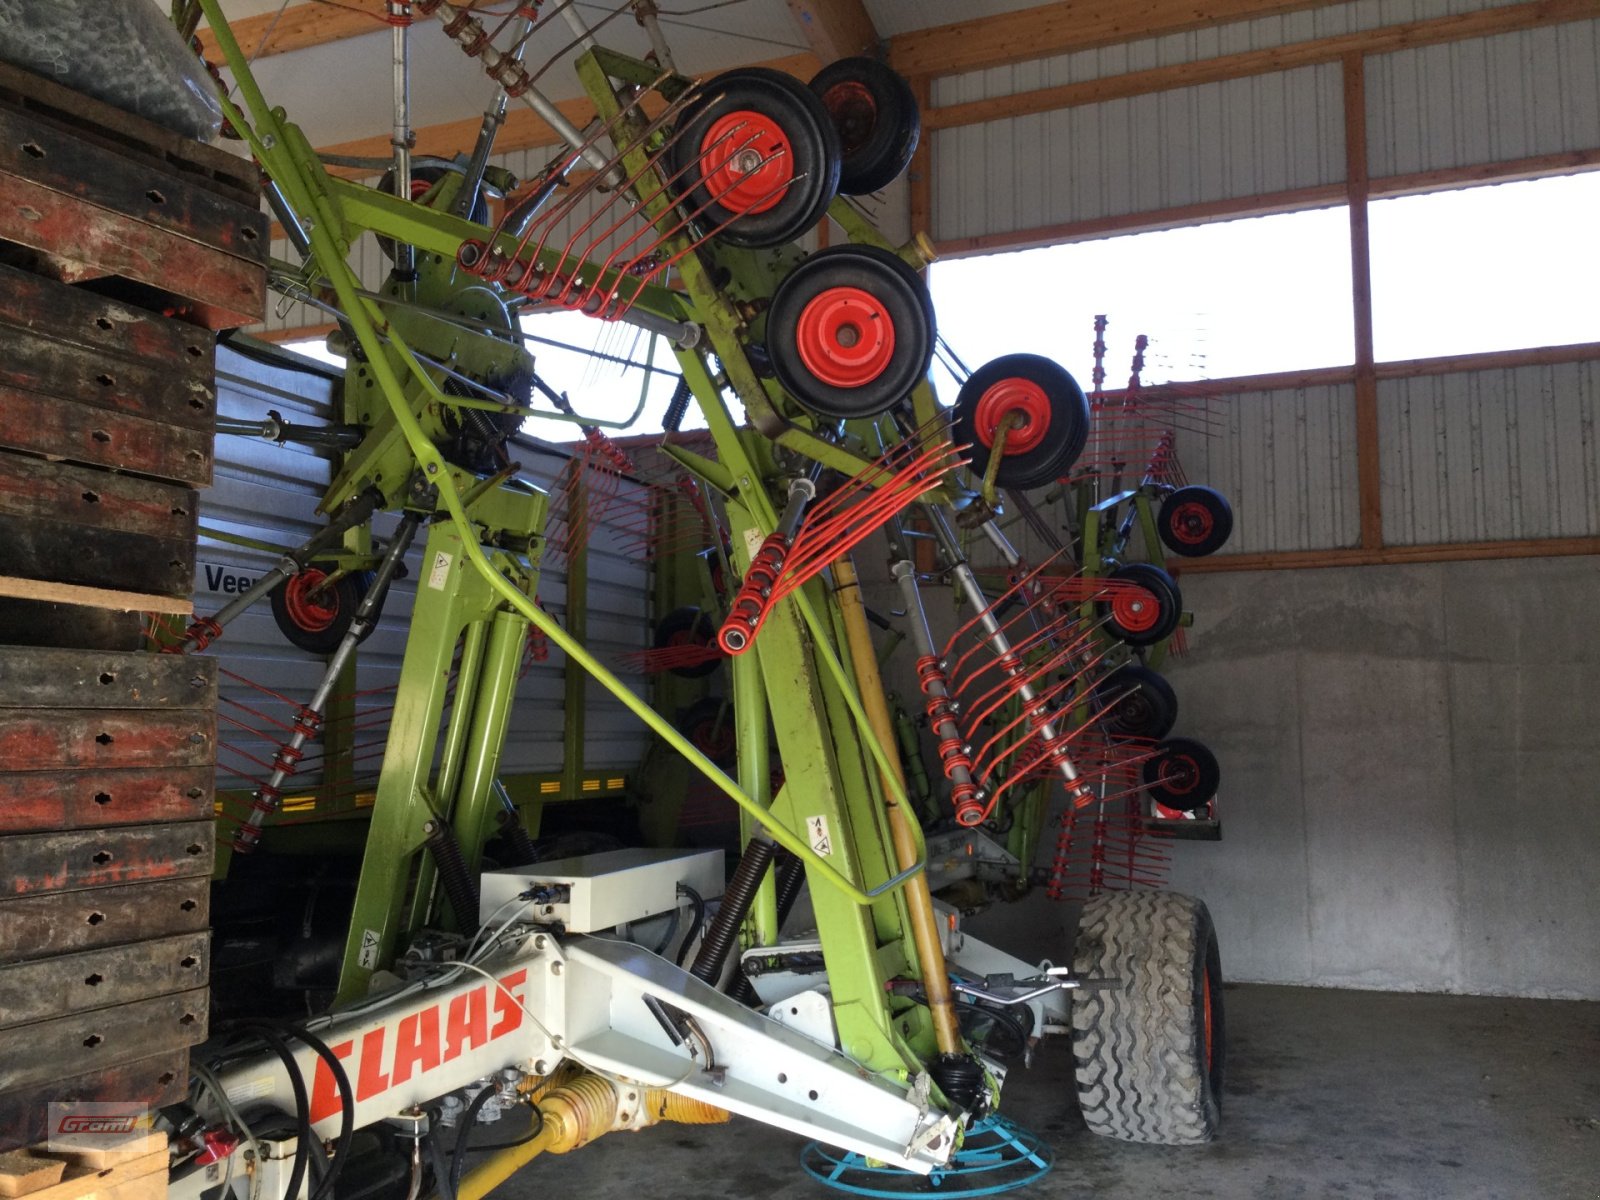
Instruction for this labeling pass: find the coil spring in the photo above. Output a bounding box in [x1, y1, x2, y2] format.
[585, 427, 634, 474]
[952, 781, 985, 827]
[689, 837, 775, 988]
[496, 809, 541, 867]
[661, 376, 693, 433]
[423, 819, 480, 924]
[717, 535, 788, 653]
[915, 655, 946, 696]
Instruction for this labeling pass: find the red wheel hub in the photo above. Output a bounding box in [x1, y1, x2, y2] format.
[973, 378, 1051, 455]
[1169, 500, 1215, 544]
[284, 571, 340, 632]
[1157, 752, 1200, 795]
[795, 286, 895, 388]
[1202, 969, 1215, 1070]
[819, 80, 878, 155]
[1109, 586, 1160, 634]
[700, 110, 794, 216]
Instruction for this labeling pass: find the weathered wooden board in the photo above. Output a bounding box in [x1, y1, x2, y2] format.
[0, 766, 213, 834]
[0, 109, 266, 264]
[0, 933, 209, 1029]
[0, 877, 209, 964]
[0, 173, 263, 330]
[0, 1149, 166, 1200]
[0, 455, 197, 597]
[0, 821, 213, 898]
[0, 581, 189, 620]
[0, 988, 207, 1092]
[0, 709, 214, 772]
[0, 60, 256, 208]
[0, 600, 145, 652]
[0, 324, 215, 425]
[0, 1056, 185, 1154]
[0, 391, 211, 487]
[0, 264, 216, 387]
[0, 648, 216, 710]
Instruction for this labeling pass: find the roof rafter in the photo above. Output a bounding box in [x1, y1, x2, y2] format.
[887, 0, 1336, 78]
[784, 0, 880, 63]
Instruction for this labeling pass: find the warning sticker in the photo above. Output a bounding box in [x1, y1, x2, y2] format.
[358, 928, 381, 969]
[806, 814, 833, 857]
[427, 550, 453, 590]
[742, 527, 764, 560]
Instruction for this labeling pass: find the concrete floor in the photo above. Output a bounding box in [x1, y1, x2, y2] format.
[506, 984, 1600, 1200]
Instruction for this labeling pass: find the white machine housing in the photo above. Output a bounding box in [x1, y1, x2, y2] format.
[480, 847, 724, 932]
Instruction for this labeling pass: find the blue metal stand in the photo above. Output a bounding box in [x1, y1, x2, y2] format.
[800, 1114, 1053, 1197]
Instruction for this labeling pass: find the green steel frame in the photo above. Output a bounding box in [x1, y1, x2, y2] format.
[196, 2, 945, 1080]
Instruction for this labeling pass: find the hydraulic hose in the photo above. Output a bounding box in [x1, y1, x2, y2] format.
[832, 555, 963, 1056]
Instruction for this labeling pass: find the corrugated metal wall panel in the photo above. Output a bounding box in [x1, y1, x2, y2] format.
[200, 345, 653, 794]
[1368, 19, 1600, 176]
[926, 0, 1503, 109]
[1379, 361, 1600, 544]
[932, 63, 1344, 242]
[1175, 384, 1363, 553]
[206, 347, 339, 789]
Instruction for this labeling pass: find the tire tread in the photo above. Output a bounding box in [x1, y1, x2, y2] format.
[1070, 890, 1221, 1145]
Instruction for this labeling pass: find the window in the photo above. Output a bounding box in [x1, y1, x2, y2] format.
[928, 205, 1355, 394]
[1368, 172, 1600, 363]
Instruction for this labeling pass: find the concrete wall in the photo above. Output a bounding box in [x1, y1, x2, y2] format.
[1154, 555, 1598, 999]
[962, 553, 1600, 1000]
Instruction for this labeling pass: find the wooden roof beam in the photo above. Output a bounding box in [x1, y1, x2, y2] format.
[197, 0, 388, 61]
[887, 0, 1335, 78]
[785, 0, 880, 63]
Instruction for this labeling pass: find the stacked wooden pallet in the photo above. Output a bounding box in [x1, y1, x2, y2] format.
[0, 55, 265, 1155]
[0, 1132, 169, 1200]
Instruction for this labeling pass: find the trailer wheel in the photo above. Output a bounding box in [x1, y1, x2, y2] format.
[1158, 486, 1234, 557]
[270, 569, 363, 655]
[766, 244, 934, 418]
[653, 606, 722, 678]
[953, 354, 1090, 489]
[1141, 736, 1220, 813]
[1096, 562, 1182, 646]
[1095, 664, 1178, 740]
[669, 68, 840, 248]
[809, 57, 921, 194]
[679, 696, 736, 767]
[1071, 890, 1225, 1144]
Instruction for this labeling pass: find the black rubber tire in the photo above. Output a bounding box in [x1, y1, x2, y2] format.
[668, 68, 840, 249]
[1158, 486, 1234, 558]
[1071, 890, 1225, 1145]
[953, 354, 1091, 490]
[1095, 664, 1178, 740]
[809, 57, 921, 195]
[653, 606, 722, 679]
[678, 696, 736, 767]
[1141, 736, 1221, 813]
[766, 244, 934, 418]
[1096, 562, 1182, 647]
[270, 569, 363, 655]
